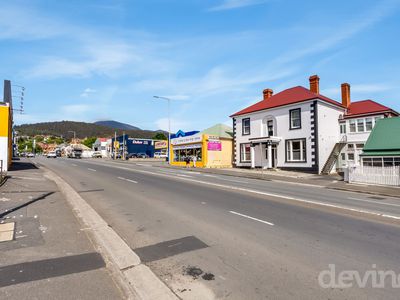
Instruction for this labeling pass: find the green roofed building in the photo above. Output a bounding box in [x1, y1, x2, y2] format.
[361, 117, 400, 167]
[200, 123, 233, 139]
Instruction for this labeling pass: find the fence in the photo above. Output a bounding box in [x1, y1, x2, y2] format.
[348, 165, 400, 186]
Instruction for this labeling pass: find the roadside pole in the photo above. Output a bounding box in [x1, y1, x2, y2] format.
[114, 131, 116, 160]
[122, 131, 125, 160]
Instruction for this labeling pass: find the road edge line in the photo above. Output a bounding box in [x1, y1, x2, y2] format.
[42, 166, 178, 300]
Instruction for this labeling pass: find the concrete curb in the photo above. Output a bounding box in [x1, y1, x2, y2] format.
[43, 168, 178, 300]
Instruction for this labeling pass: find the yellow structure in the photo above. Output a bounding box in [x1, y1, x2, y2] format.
[170, 124, 233, 168]
[0, 102, 12, 172]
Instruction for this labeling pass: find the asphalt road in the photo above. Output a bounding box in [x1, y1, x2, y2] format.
[35, 157, 400, 300]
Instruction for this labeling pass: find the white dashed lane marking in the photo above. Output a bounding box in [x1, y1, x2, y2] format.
[229, 211, 274, 226]
[117, 176, 138, 184]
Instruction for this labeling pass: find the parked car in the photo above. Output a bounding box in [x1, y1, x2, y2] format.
[47, 151, 57, 158]
[92, 151, 102, 158]
[154, 152, 167, 158]
[136, 153, 149, 158]
[26, 152, 35, 158]
[127, 153, 137, 159]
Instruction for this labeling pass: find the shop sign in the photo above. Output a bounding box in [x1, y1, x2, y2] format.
[208, 141, 222, 151]
[174, 143, 202, 150]
[171, 134, 202, 145]
[208, 135, 220, 142]
[131, 139, 150, 145]
[155, 141, 168, 149]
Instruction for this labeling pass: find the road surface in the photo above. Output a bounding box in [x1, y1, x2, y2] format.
[36, 157, 400, 299]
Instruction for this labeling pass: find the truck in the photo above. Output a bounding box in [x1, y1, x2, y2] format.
[65, 146, 83, 159]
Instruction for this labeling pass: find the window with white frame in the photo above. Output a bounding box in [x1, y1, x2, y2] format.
[365, 118, 373, 131]
[289, 108, 301, 130]
[357, 119, 365, 132]
[348, 153, 355, 160]
[286, 139, 306, 162]
[349, 120, 356, 132]
[240, 143, 251, 162]
[340, 123, 346, 134]
[363, 157, 400, 167]
[267, 120, 274, 136]
[242, 118, 250, 135]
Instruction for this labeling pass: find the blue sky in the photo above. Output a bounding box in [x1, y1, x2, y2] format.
[1, 0, 400, 132]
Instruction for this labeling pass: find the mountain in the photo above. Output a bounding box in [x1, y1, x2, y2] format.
[94, 120, 141, 130]
[15, 121, 163, 139]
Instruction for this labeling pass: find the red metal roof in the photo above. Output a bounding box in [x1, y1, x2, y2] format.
[230, 86, 343, 117]
[344, 100, 398, 118]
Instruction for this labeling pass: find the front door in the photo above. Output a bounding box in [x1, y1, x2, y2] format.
[271, 145, 277, 168]
[265, 144, 277, 168]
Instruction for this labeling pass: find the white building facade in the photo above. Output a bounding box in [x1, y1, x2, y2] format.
[231, 75, 398, 174]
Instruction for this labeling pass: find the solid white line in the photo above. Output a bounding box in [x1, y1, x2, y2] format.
[347, 197, 400, 208]
[229, 211, 274, 226]
[117, 177, 126, 180]
[77, 160, 400, 221]
[88, 168, 97, 172]
[71, 164, 77, 167]
[203, 174, 217, 178]
[176, 174, 193, 178]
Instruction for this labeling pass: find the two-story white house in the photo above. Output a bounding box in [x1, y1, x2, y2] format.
[337, 87, 398, 169]
[230, 75, 398, 174]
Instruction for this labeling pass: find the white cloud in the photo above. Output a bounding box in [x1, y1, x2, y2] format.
[275, 1, 399, 65]
[61, 104, 91, 115]
[322, 84, 394, 98]
[80, 88, 97, 98]
[209, 0, 269, 11]
[155, 118, 190, 132]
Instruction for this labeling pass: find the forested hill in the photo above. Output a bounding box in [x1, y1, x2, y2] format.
[15, 121, 163, 139]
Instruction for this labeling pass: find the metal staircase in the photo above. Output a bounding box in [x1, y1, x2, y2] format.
[321, 136, 347, 174]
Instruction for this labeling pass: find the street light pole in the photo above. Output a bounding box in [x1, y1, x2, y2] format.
[153, 96, 172, 165]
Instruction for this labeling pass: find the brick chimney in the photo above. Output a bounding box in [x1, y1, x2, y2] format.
[309, 75, 320, 94]
[341, 83, 351, 108]
[263, 88, 273, 100]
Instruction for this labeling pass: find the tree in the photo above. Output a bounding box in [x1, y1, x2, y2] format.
[82, 137, 97, 149]
[153, 132, 167, 140]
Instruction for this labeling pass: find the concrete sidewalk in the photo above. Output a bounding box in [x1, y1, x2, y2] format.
[0, 161, 123, 299]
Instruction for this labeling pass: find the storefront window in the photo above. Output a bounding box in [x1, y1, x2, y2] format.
[174, 147, 202, 162]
